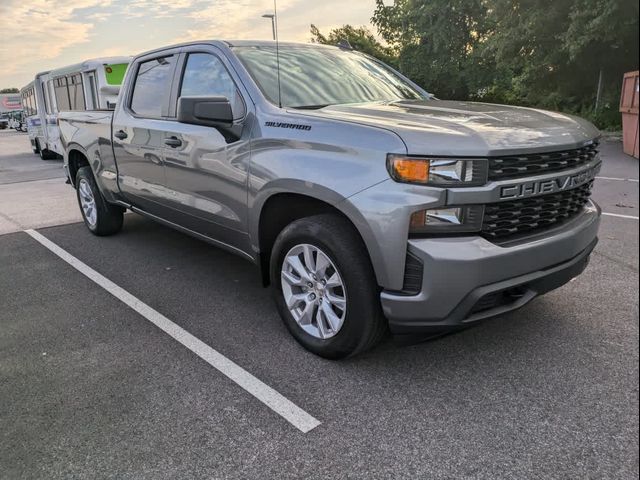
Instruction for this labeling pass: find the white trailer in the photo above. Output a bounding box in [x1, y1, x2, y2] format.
[20, 74, 51, 157]
[20, 56, 130, 160]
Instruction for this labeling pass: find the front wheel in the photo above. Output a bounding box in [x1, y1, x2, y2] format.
[270, 214, 386, 359]
[76, 166, 124, 236]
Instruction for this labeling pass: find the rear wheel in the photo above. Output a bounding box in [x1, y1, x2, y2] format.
[270, 214, 386, 359]
[76, 166, 124, 236]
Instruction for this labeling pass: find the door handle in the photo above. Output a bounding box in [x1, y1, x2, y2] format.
[164, 136, 182, 148]
[114, 130, 127, 140]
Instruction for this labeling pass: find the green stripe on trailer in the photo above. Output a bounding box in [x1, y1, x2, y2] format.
[104, 63, 128, 85]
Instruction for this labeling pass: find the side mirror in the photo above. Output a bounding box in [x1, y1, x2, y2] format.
[177, 96, 233, 127]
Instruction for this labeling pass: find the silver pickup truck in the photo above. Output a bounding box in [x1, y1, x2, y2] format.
[59, 40, 602, 358]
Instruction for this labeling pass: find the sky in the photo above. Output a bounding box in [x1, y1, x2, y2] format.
[0, 0, 379, 89]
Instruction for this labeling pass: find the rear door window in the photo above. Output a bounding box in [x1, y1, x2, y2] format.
[130, 56, 175, 117]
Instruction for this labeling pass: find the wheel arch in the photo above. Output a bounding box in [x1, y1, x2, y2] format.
[67, 144, 91, 187]
[253, 185, 383, 288]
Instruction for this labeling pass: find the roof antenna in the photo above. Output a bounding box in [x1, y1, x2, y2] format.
[274, 0, 282, 108]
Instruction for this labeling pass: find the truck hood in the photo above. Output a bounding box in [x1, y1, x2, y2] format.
[298, 100, 600, 156]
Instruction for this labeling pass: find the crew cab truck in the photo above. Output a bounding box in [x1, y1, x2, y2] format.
[58, 41, 602, 359]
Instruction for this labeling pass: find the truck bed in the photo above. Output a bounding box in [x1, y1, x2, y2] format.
[58, 110, 118, 201]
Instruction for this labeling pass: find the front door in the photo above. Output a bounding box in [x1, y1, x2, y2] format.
[161, 49, 252, 251]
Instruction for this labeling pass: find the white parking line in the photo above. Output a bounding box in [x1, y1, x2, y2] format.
[596, 176, 639, 182]
[602, 212, 639, 220]
[24, 229, 321, 434]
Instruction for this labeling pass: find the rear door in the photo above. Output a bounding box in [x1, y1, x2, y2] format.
[112, 50, 180, 215]
[160, 46, 252, 252]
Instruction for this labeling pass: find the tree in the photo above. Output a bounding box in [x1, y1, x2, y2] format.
[0, 88, 19, 94]
[479, 0, 638, 125]
[371, 0, 639, 129]
[310, 24, 398, 67]
[372, 0, 488, 99]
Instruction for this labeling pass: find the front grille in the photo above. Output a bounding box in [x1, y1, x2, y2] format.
[488, 143, 599, 180]
[482, 181, 594, 240]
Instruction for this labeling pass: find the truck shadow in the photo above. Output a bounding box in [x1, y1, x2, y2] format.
[39, 214, 614, 443]
[113, 213, 579, 367]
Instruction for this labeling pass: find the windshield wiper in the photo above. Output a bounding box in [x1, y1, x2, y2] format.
[289, 104, 332, 110]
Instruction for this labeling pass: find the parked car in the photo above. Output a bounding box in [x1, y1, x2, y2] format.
[0, 115, 8, 129]
[6, 110, 25, 131]
[58, 40, 602, 358]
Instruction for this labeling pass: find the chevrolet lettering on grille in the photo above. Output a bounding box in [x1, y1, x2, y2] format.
[499, 163, 601, 200]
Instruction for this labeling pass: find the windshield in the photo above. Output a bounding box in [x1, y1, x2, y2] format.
[233, 45, 427, 108]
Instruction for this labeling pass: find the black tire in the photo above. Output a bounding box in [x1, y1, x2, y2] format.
[39, 145, 57, 160]
[270, 214, 387, 359]
[75, 166, 124, 236]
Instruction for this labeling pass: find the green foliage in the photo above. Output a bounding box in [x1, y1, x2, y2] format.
[0, 88, 19, 93]
[371, 0, 639, 130]
[372, 0, 488, 99]
[310, 24, 398, 67]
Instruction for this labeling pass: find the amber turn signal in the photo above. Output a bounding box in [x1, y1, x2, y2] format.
[389, 157, 430, 183]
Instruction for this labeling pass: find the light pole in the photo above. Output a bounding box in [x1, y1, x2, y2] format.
[262, 14, 275, 40]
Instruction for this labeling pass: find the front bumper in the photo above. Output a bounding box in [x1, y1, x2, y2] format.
[381, 202, 600, 333]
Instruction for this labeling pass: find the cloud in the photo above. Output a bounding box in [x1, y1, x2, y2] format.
[174, 0, 374, 43]
[0, 0, 109, 82]
[0, 0, 376, 88]
[118, 0, 202, 18]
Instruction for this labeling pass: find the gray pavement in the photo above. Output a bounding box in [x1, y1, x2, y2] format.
[0, 129, 638, 479]
[0, 130, 65, 185]
[0, 130, 81, 234]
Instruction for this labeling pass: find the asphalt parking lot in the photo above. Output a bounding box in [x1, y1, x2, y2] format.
[1, 129, 638, 479]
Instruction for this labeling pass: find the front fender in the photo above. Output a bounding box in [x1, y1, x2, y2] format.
[248, 178, 391, 288]
[248, 178, 350, 245]
[246, 113, 407, 284]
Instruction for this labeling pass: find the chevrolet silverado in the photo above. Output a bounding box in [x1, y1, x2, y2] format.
[58, 41, 602, 358]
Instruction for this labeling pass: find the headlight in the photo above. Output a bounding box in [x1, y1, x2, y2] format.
[409, 205, 484, 234]
[387, 155, 488, 186]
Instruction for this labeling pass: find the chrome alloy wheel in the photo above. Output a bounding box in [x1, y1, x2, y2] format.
[78, 178, 97, 227]
[281, 244, 347, 339]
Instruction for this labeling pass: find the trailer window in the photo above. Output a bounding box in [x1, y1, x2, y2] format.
[21, 87, 37, 116]
[104, 63, 128, 86]
[130, 56, 174, 117]
[44, 81, 53, 114]
[67, 73, 86, 111]
[54, 77, 71, 111]
[25, 91, 32, 116]
[87, 72, 99, 109]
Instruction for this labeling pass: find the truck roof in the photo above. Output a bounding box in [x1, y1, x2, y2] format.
[223, 40, 338, 48]
[135, 40, 340, 58]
